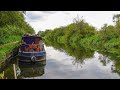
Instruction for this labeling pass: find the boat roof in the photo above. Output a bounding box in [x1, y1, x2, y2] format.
[22, 35, 41, 38]
[22, 35, 42, 39]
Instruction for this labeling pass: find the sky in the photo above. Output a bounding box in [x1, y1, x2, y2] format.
[25, 11, 120, 33]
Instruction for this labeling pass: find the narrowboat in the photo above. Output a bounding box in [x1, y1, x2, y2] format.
[18, 34, 46, 63]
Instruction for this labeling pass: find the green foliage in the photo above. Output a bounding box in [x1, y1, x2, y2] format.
[0, 11, 35, 63]
[0, 42, 19, 62]
[41, 14, 120, 76]
[44, 37, 95, 65]
[41, 14, 120, 53]
[113, 14, 120, 23]
[0, 11, 35, 45]
[40, 18, 96, 45]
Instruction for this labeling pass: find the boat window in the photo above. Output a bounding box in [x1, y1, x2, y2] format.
[22, 37, 34, 44]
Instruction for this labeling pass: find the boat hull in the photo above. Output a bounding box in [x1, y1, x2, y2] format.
[18, 51, 46, 63]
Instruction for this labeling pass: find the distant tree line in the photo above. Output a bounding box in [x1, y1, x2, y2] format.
[39, 14, 120, 51]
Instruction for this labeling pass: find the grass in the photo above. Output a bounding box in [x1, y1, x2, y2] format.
[0, 35, 21, 45]
[0, 41, 19, 63]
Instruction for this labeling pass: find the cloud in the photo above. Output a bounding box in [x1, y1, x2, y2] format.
[40, 11, 57, 14]
[26, 12, 42, 22]
[27, 14, 43, 22]
[26, 11, 58, 21]
[25, 11, 72, 33]
[25, 11, 120, 33]
[26, 11, 70, 22]
[26, 11, 56, 22]
[62, 11, 71, 15]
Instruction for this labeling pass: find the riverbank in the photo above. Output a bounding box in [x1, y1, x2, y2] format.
[0, 41, 19, 65]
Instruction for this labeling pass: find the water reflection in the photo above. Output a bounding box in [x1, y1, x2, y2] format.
[0, 57, 46, 79]
[44, 40, 120, 77]
[17, 61, 46, 79]
[98, 50, 120, 76]
[45, 40, 95, 66]
[98, 54, 111, 66]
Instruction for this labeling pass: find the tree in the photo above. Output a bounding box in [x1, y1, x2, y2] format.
[113, 14, 120, 24]
[0, 11, 35, 45]
[22, 11, 26, 14]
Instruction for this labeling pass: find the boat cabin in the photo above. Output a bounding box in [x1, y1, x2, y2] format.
[19, 35, 43, 52]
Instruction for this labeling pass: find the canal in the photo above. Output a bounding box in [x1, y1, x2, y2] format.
[0, 44, 120, 79]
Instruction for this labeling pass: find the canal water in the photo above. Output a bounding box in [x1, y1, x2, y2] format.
[0, 45, 120, 79]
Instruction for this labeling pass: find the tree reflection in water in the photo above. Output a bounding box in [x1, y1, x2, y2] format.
[98, 54, 111, 66]
[0, 57, 46, 79]
[44, 40, 120, 76]
[97, 50, 120, 76]
[17, 61, 46, 79]
[44, 40, 95, 68]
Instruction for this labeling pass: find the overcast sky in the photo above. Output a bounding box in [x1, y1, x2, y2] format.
[25, 11, 120, 33]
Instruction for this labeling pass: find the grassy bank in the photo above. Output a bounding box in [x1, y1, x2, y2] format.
[0, 11, 35, 63]
[0, 41, 19, 64]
